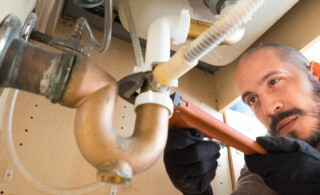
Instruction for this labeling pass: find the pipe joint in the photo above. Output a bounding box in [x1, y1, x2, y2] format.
[153, 47, 197, 87]
[143, 9, 190, 71]
[134, 90, 174, 117]
[0, 39, 75, 104]
[148, 73, 172, 92]
[42, 52, 75, 103]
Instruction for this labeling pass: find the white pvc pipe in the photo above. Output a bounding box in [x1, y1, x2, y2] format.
[136, 9, 190, 73]
[123, 0, 144, 67]
[153, 0, 265, 87]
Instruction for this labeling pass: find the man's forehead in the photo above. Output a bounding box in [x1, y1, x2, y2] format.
[235, 48, 292, 92]
[237, 48, 279, 67]
[236, 49, 280, 78]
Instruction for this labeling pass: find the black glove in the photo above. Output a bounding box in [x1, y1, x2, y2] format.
[245, 136, 320, 195]
[163, 128, 221, 195]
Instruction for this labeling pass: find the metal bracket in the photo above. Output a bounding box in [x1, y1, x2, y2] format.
[118, 72, 146, 104]
[170, 92, 187, 107]
[30, 31, 92, 57]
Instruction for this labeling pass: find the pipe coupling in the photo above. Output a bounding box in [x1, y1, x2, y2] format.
[41, 53, 75, 103]
[134, 90, 173, 117]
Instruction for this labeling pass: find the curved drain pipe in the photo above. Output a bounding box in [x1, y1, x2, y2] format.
[62, 62, 171, 182]
[0, 38, 172, 184]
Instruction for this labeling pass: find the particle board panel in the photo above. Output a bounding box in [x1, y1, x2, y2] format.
[214, 63, 241, 112]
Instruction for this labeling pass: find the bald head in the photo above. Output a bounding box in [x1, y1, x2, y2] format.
[238, 44, 309, 72]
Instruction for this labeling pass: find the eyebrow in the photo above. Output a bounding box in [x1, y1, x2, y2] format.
[241, 91, 252, 102]
[241, 71, 280, 102]
[258, 71, 280, 85]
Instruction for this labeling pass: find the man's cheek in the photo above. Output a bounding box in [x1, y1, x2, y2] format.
[291, 117, 317, 139]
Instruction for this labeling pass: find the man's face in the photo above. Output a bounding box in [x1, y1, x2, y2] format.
[235, 49, 320, 146]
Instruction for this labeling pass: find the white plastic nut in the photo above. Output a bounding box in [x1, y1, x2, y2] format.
[134, 90, 174, 117]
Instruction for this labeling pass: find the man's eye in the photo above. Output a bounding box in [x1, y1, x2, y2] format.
[269, 78, 280, 86]
[248, 97, 257, 105]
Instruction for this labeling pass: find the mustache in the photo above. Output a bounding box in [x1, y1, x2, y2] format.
[269, 108, 306, 135]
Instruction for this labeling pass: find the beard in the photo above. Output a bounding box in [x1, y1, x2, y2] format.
[268, 77, 320, 148]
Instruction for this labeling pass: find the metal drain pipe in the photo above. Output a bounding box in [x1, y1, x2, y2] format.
[0, 37, 172, 184]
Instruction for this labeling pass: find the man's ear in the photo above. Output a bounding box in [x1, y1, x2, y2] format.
[308, 61, 320, 82]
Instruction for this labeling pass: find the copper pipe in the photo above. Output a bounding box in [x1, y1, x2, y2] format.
[187, 19, 213, 41]
[62, 63, 170, 183]
[187, 19, 245, 45]
[0, 39, 171, 184]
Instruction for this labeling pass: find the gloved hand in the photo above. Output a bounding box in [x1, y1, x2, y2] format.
[163, 128, 221, 195]
[245, 136, 320, 195]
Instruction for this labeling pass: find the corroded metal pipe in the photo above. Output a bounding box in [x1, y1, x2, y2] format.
[62, 60, 169, 182]
[0, 39, 170, 184]
[0, 39, 74, 103]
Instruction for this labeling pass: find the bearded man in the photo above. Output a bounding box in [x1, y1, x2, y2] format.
[164, 44, 320, 195]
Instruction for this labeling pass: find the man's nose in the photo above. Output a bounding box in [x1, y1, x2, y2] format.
[260, 96, 283, 116]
